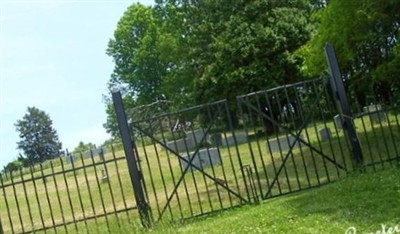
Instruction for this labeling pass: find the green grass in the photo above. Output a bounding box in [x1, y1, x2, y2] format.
[0, 112, 399, 233]
[60, 166, 400, 233]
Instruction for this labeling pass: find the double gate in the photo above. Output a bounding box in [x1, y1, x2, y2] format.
[112, 44, 399, 227]
[1, 46, 398, 233]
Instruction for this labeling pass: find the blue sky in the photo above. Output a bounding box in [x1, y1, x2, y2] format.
[0, 0, 154, 169]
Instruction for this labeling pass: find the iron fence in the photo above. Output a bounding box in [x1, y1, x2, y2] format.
[0, 145, 138, 233]
[127, 99, 254, 223]
[1, 82, 399, 232]
[351, 102, 400, 168]
[1, 45, 399, 233]
[237, 77, 351, 200]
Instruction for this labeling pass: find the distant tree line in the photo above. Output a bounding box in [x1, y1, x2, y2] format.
[3, 108, 102, 174]
[73, 141, 95, 154]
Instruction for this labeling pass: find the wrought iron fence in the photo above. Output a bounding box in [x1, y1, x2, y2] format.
[0, 145, 138, 233]
[128, 100, 253, 223]
[1, 45, 399, 233]
[348, 95, 400, 169]
[237, 77, 351, 200]
[1, 82, 399, 233]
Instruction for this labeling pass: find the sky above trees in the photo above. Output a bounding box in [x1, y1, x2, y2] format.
[0, 0, 154, 169]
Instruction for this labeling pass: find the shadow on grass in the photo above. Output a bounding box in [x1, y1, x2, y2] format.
[282, 166, 400, 231]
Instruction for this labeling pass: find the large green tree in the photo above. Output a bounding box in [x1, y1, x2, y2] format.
[179, 0, 312, 105]
[300, 0, 400, 105]
[15, 107, 62, 164]
[106, 4, 162, 105]
[104, 0, 312, 135]
[106, 3, 191, 106]
[105, 3, 191, 136]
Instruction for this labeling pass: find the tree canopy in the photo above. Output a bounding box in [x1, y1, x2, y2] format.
[184, 0, 312, 104]
[104, 0, 399, 136]
[15, 107, 62, 164]
[300, 0, 400, 105]
[104, 0, 313, 136]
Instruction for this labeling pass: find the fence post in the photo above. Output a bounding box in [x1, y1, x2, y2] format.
[112, 90, 151, 228]
[324, 43, 363, 167]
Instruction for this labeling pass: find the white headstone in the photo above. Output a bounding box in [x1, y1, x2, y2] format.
[187, 129, 206, 145]
[319, 128, 331, 141]
[165, 138, 193, 153]
[266, 135, 303, 153]
[363, 104, 386, 123]
[101, 169, 108, 183]
[181, 148, 221, 171]
[222, 133, 247, 147]
[334, 114, 342, 130]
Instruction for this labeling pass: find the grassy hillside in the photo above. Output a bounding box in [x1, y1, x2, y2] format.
[1, 112, 398, 233]
[96, 167, 399, 234]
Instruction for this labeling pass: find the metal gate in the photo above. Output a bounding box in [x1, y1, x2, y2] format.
[236, 77, 351, 200]
[234, 43, 399, 201]
[112, 95, 254, 225]
[112, 77, 352, 225]
[112, 44, 400, 227]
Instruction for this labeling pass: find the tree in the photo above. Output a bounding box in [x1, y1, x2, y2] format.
[103, 91, 138, 138]
[180, 0, 312, 105]
[15, 107, 62, 164]
[105, 3, 194, 136]
[73, 141, 95, 154]
[104, 0, 312, 133]
[299, 0, 400, 105]
[106, 4, 171, 105]
[2, 155, 30, 174]
[3, 160, 22, 173]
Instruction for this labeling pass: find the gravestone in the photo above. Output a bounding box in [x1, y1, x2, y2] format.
[99, 148, 105, 161]
[65, 155, 76, 164]
[319, 128, 331, 141]
[101, 169, 108, 183]
[180, 148, 221, 171]
[187, 129, 206, 145]
[164, 138, 193, 153]
[222, 133, 247, 147]
[334, 114, 342, 130]
[266, 135, 303, 153]
[363, 104, 386, 124]
[85, 147, 107, 159]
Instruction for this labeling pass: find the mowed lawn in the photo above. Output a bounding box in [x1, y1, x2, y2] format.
[1, 112, 399, 233]
[75, 167, 400, 233]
